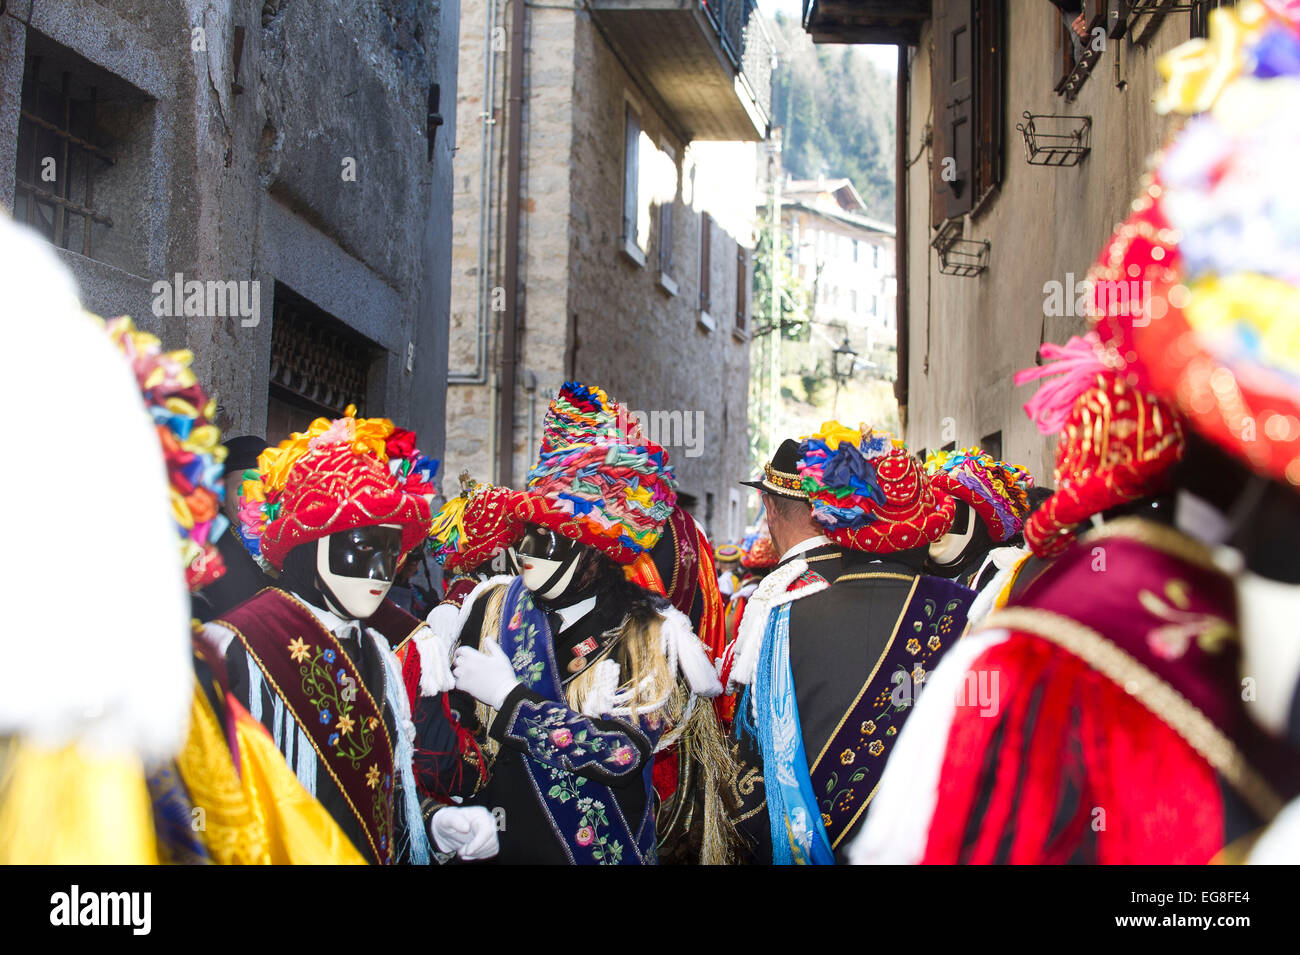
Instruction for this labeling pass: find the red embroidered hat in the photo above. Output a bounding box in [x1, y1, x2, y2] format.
[798, 422, 955, 554]
[239, 409, 435, 571]
[1015, 334, 1185, 558]
[1088, 4, 1300, 488]
[924, 448, 1035, 544]
[429, 475, 523, 574]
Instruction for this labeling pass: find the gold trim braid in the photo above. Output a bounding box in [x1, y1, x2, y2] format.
[983, 606, 1284, 822]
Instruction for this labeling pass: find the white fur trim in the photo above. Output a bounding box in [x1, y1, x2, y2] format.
[657, 604, 722, 698]
[1248, 796, 1300, 864]
[449, 574, 517, 648]
[579, 659, 622, 718]
[412, 622, 456, 697]
[199, 622, 239, 659]
[726, 559, 828, 692]
[847, 628, 1012, 865]
[967, 546, 1029, 626]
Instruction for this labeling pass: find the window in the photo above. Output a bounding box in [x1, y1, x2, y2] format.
[980, 430, 1003, 462]
[14, 33, 152, 272]
[853, 239, 860, 263]
[735, 246, 749, 335]
[621, 104, 649, 264]
[931, 0, 1005, 224]
[658, 170, 675, 277]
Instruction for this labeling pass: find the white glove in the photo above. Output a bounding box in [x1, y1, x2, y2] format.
[453, 639, 520, 710]
[430, 806, 500, 861]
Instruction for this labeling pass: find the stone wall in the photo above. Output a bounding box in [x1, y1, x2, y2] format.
[1, 0, 456, 455]
[902, 1, 1185, 484]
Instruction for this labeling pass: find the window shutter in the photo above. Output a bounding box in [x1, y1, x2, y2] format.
[931, 0, 976, 226]
[735, 247, 748, 331]
[975, 0, 1004, 201]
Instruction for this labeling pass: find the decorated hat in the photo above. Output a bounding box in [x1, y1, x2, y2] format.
[429, 471, 524, 574]
[714, 542, 743, 562]
[511, 381, 677, 565]
[105, 316, 229, 591]
[1089, 1, 1300, 488]
[238, 406, 437, 571]
[740, 534, 779, 570]
[797, 421, 955, 553]
[1014, 334, 1186, 558]
[741, 438, 807, 500]
[924, 447, 1035, 543]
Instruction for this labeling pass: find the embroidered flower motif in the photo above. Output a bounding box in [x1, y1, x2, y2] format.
[839, 748, 855, 766]
[366, 764, 381, 790]
[335, 713, 356, 737]
[319, 708, 332, 725]
[911, 665, 927, 685]
[550, 728, 574, 748]
[868, 740, 885, 757]
[288, 637, 311, 664]
[336, 668, 349, 684]
[886, 726, 897, 737]
[860, 720, 876, 736]
[1140, 579, 1234, 660]
[576, 826, 595, 847]
[906, 638, 922, 656]
[328, 732, 340, 747]
[323, 648, 336, 664]
[509, 609, 523, 631]
[609, 746, 635, 766]
[822, 813, 833, 828]
[367, 716, 379, 730]
[928, 635, 942, 651]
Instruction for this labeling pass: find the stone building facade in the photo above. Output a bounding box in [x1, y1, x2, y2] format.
[804, 0, 1214, 482]
[446, 0, 772, 544]
[1, 0, 460, 452]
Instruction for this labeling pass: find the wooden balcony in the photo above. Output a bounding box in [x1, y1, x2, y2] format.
[801, 0, 931, 45]
[589, 0, 773, 141]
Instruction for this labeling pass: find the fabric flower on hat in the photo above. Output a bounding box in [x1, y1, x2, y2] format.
[1090, 0, 1300, 487]
[238, 406, 434, 571]
[797, 422, 954, 553]
[104, 316, 229, 590]
[924, 448, 1034, 543]
[512, 382, 677, 564]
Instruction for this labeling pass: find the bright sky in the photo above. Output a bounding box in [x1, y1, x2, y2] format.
[756, 0, 898, 74]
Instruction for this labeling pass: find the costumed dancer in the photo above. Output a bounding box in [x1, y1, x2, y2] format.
[852, 329, 1300, 862]
[924, 448, 1033, 593]
[715, 543, 743, 599]
[204, 410, 496, 864]
[440, 382, 730, 864]
[723, 425, 973, 863]
[0, 217, 192, 863]
[192, 435, 274, 623]
[107, 316, 369, 864]
[1084, 0, 1300, 860]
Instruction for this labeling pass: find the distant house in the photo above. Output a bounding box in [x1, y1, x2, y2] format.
[445, 0, 775, 544]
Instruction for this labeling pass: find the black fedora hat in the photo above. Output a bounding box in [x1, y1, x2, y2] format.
[740, 438, 808, 501]
[223, 435, 269, 477]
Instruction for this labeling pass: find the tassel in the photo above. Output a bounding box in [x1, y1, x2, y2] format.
[1013, 333, 1107, 436]
[372, 629, 431, 865]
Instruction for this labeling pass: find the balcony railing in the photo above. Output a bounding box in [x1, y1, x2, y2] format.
[701, 0, 775, 123]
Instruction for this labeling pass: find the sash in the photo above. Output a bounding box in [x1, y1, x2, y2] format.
[218, 589, 396, 864]
[495, 577, 648, 864]
[754, 602, 835, 865]
[809, 575, 975, 849]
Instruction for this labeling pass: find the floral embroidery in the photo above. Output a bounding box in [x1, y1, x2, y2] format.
[868, 740, 885, 757]
[860, 720, 876, 736]
[1140, 579, 1233, 660]
[839, 748, 854, 766]
[516, 702, 642, 776]
[288, 637, 311, 664]
[608, 746, 635, 767]
[906, 638, 921, 655]
[301, 646, 375, 767]
[365, 764, 381, 790]
[928, 635, 942, 651]
[576, 826, 594, 846]
[550, 728, 574, 748]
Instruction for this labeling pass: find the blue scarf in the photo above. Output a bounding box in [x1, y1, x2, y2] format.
[751, 602, 835, 865]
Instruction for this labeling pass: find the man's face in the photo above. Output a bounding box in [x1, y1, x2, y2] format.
[511, 525, 586, 601]
[315, 524, 404, 620]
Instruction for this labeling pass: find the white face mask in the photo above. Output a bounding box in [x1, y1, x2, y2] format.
[514, 549, 582, 601]
[1235, 568, 1300, 743]
[315, 529, 399, 621]
[929, 504, 976, 567]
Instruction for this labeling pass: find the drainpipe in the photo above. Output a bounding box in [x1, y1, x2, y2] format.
[498, 0, 525, 486]
[893, 43, 910, 435]
[449, 0, 499, 384]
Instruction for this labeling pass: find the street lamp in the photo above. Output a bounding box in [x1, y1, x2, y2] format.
[832, 336, 858, 383]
